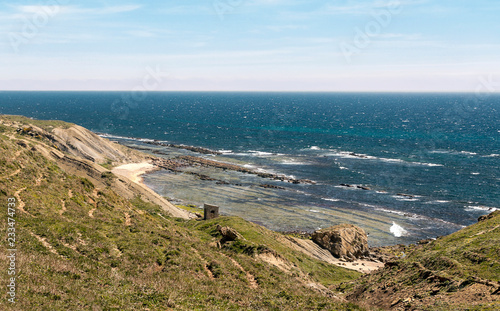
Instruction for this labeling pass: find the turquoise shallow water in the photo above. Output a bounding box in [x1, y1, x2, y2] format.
[1, 91, 498, 245]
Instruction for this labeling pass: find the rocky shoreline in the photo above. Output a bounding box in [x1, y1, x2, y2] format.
[144, 140, 223, 155]
[147, 153, 316, 185]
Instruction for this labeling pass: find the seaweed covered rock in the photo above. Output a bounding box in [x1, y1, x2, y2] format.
[312, 224, 369, 262]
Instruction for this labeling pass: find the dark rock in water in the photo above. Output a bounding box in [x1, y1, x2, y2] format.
[312, 224, 370, 262]
[340, 183, 354, 188]
[217, 225, 242, 242]
[144, 140, 222, 155]
[349, 152, 368, 159]
[357, 186, 371, 191]
[397, 193, 414, 198]
[259, 184, 286, 190]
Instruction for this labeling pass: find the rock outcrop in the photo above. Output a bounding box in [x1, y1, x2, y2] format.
[478, 210, 500, 222]
[217, 225, 243, 242]
[312, 224, 369, 262]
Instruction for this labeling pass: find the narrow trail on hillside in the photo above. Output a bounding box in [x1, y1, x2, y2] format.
[124, 212, 131, 226]
[221, 253, 258, 289]
[14, 187, 31, 216]
[0, 147, 25, 181]
[60, 199, 67, 215]
[87, 195, 98, 218]
[30, 232, 59, 256]
[192, 248, 215, 280]
[35, 175, 43, 186]
[0, 169, 20, 181]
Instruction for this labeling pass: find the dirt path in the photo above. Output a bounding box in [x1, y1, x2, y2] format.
[59, 199, 67, 215]
[14, 187, 31, 216]
[30, 232, 58, 255]
[192, 249, 215, 280]
[87, 195, 98, 218]
[222, 254, 258, 289]
[35, 175, 43, 186]
[1, 168, 21, 181]
[124, 212, 131, 226]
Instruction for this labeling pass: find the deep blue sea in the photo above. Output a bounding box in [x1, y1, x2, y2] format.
[1, 91, 498, 245]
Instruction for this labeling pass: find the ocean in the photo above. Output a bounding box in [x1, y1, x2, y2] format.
[1, 91, 498, 246]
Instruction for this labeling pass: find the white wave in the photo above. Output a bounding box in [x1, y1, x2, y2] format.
[325, 151, 443, 167]
[431, 150, 480, 157]
[98, 133, 137, 141]
[231, 152, 251, 156]
[421, 163, 444, 167]
[390, 222, 409, 237]
[248, 150, 275, 157]
[485, 154, 500, 158]
[218, 150, 233, 154]
[392, 195, 420, 202]
[471, 172, 480, 175]
[375, 208, 420, 219]
[325, 151, 374, 159]
[322, 198, 340, 202]
[465, 206, 498, 212]
[425, 200, 450, 204]
[256, 167, 275, 174]
[429, 150, 452, 154]
[460, 151, 478, 156]
[138, 138, 156, 143]
[339, 166, 349, 170]
[243, 164, 256, 169]
[310, 146, 321, 150]
[308, 209, 320, 213]
[281, 160, 308, 165]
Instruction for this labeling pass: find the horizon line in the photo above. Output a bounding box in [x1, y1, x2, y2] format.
[1, 90, 498, 94]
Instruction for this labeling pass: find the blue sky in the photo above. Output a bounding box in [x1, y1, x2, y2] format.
[1, 0, 500, 91]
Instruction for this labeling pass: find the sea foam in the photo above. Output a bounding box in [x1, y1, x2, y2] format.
[390, 222, 409, 237]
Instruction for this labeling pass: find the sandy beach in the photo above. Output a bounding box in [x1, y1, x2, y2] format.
[112, 162, 158, 183]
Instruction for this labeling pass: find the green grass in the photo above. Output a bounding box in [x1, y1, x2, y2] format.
[406, 211, 500, 282]
[0, 115, 73, 132]
[187, 216, 362, 287]
[99, 158, 115, 170]
[0, 117, 364, 310]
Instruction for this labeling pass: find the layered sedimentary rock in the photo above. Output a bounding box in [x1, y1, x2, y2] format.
[312, 224, 370, 262]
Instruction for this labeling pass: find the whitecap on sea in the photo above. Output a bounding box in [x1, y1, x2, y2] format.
[322, 198, 340, 202]
[390, 222, 409, 237]
[465, 206, 498, 213]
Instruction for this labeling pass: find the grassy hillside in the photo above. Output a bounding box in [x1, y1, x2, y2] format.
[0, 116, 362, 310]
[345, 211, 500, 310]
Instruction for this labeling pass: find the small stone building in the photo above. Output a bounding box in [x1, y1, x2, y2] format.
[203, 204, 219, 220]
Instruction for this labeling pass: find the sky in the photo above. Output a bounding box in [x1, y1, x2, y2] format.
[1, 0, 500, 92]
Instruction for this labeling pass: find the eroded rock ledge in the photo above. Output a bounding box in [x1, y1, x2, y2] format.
[149, 155, 316, 185]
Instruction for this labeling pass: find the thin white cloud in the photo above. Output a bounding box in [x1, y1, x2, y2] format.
[126, 30, 157, 38]
[8, 4, 141, 17]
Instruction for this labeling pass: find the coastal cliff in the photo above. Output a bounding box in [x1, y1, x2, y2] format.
[0, 115, 361, 310]
[0, 115, 498, 310]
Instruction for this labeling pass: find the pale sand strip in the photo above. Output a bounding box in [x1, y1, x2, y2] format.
[112, 162, 157, 183]
[112, 162, 193, 219]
